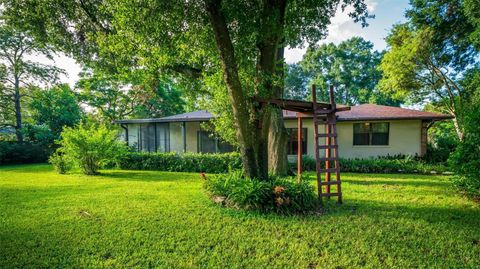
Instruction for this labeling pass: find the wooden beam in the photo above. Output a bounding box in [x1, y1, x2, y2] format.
[297, 116, 302, 183]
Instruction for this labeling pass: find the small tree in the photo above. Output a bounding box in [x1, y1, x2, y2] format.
[449, 71, 480, 199]
[58, 124, 127, 175]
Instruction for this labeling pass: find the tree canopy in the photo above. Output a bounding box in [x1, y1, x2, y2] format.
[1, 0, 372, 179]
[292, 37, 401, 106]
[379, 0, 479, 139]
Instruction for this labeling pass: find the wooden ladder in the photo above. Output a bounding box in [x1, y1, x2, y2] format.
[312, 85, 342, 204]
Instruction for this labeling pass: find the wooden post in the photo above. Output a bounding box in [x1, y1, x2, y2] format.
[297, 116, 302, 183]
[312, 84, 322, 199]
[325, 119, 331, 195]
[329, 85, 336, 110]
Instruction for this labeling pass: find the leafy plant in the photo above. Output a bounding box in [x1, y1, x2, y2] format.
[48, 149, 72, 174]
[57, 124, 127, 175]
[204, 171, 318, 214]
[449, 78, 480, 199]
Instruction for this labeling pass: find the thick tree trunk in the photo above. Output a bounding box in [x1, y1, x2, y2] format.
[268, 107, 289, 175]
[267, 47, 288, 176]
[204, 0, 288, 179]
[13, 79, 23, 142]
[257, 1, 288, 176]
[204, 0, 262, 179]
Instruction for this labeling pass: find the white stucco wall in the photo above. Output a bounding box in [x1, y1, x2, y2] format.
[284, 119, 422, 159]
[123, 119, 422, 159]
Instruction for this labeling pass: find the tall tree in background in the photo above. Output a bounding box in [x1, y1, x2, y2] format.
[1, 0, 372, 179]
[76, 70, 185, 122]
[0, 24, 63, 142]
[29, 84, 82, 138]
[284, 64, 310, 101]
[379, 0, 479, 140]
[294, 37, 400, 106]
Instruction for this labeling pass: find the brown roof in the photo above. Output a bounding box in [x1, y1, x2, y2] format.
[116, 104, 453, 124]
[284, 104, 452, 121]
[336, 104, 453, 121]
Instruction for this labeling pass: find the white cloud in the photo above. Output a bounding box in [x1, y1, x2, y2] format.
[27, 53, 82, 87]
[285, 0, 378, 64]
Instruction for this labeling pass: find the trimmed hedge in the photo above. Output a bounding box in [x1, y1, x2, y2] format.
[119, 152, 242, 173]
[0, 142, 51, 165]
[290, 155, 450, 174]
[119, 152, 450, 175]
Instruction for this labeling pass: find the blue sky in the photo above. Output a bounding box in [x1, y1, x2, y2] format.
[40, 0, 411, 86]
[285, 0, 410, 63]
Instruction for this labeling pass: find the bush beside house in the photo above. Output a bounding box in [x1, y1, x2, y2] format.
[119, 152, 242, 173]
[118, 152, 449, 175]
[52, 124, 128, 175]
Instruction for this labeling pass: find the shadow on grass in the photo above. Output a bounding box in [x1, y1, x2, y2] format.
[321, 198, 480, 230]
[0, 163, 52, 174]
[97, 170, 199, 183]
[342, 179, 450, 188]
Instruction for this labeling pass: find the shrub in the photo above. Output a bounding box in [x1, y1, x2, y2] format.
[48, 149, 72, 174]
[204, 171, 318, 214]
[449, 92, 480, 199]
[119, 152, 242, 173]
[289, 155, 449, 174]
[0, 141, 51, 164]
[57, 124, 128, 175]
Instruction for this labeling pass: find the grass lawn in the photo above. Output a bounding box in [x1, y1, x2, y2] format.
[1, 164, 479, 268]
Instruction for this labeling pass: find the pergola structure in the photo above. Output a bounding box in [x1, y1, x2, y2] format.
[258, 85, 350, 203]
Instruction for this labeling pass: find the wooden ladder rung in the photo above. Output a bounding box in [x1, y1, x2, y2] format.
[320, 180, 341, 186]
[318, 157, 338, 162]
[320, 192, 341, 197]
[317, 133, 337, 138]
[318, 145, 338, 150]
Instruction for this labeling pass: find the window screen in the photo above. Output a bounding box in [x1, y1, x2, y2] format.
[156, 123, 170, 152]
[371, 123, 389, 145]
[286, 128, 307, 155]
[198, 131, 235, 153]
[198, 131, 216, 153]
[353, 122, 389, 146]
[140, 124, 156, 152]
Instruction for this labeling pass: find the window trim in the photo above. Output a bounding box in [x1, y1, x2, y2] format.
[353, 122, 390, 146]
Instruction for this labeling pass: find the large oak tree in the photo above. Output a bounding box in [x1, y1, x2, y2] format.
[2, 0, 371, 179]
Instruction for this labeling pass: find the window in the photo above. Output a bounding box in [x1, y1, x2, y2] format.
[286, 128, 307, 155]
[156, 123, 170, 152]
[140, 124, 156, 152]
[197, 131, 235, 153]
[139, 123, 171, 152]
[353, 122, 389, 146]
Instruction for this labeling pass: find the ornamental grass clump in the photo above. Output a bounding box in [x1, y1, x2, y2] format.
[204, 170, 318, 214]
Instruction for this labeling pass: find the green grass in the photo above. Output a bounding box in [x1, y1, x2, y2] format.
[1, 164, 479, 268]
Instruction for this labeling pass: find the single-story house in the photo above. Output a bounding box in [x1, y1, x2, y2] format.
[115, 104, 452, 159]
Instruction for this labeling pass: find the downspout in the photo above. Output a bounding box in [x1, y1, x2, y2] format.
[182, 121, 187, 153]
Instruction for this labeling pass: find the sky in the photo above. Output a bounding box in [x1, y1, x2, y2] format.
[37, 0, 410, 87]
